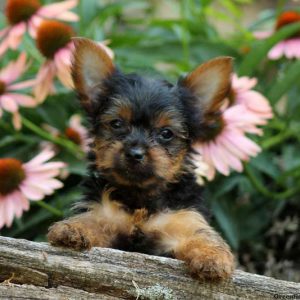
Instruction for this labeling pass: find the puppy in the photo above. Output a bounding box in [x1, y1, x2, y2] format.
[47, 38, 235, 280]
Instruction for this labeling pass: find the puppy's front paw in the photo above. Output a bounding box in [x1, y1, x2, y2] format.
[47, 222, 91, 251]
[176, 239, 235, 281]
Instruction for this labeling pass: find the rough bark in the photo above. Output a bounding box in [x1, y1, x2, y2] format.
[0, 236, 299, 299]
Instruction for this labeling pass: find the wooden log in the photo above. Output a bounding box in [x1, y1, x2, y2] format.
[0, 284, 118, 300]
[0, 236, 299, 299]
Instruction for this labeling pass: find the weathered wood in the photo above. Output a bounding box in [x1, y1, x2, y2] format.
[0, 284, 118, 300]
[0, 236, 299, 299]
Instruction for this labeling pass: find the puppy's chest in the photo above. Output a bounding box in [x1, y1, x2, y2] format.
[110, 189, 166, 214]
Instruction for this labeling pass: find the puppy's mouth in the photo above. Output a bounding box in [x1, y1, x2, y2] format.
[112, 153, 157, 186]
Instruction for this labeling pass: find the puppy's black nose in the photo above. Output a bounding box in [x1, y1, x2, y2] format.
[125, 147, 145, 161]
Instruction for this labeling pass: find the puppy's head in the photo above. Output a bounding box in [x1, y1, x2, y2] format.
[72, 38, 232, 189]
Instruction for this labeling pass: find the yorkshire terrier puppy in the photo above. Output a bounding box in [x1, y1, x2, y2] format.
[47, 37, 235, 280]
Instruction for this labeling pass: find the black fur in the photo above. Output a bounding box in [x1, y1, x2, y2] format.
[74, 70, 212, 254]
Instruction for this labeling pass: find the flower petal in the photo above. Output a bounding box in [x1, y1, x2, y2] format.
[284, 38, 300, 59]
[24, 148, 56, 168]
[0, 27, 10, 38]
[0, 35, 10, 57]
[12, 111, 22, 130]
[0, 52, 27, 84]
[28, 15, 43, 38]
[253, 30, 273, 39]
[8, 22, 26, 50]
[5, 93, 37, 107]
[268, 41, 285, 60]
[26, 162, 66, 173]
[0, 95, 18, 112]
[38, 0, 78, 19]
[25, 169, 62, 179]
[7, 79, 36, 91]
[33, 62, 56, 103]
[232, 74, 257, 92]
[208, 141, 230, 176]
[55, 11, 79, 22]
[19, 183, 45, 201]
[55, 49, 73, 88]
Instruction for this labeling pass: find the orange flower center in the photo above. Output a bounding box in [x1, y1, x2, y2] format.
[5, 0, 41, 25]
[199, 113, 225, 142]
[276, 11, 300, 37]
[0, 158, 26, 196]
[65, 127, 82, 145]
[36, 20, 74, 59]
[0, 81, 6, 96]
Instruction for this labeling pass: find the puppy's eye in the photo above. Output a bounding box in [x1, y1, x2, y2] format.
[110, 119, 123, 129]
[159, 128, 174, 141]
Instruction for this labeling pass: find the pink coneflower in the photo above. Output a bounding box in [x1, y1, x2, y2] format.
[33, 21, 115, 103]
[65, 115, 90, 152]
[0, 0, 78, 57]
[192, 105, 262, 180]
[33, 20, 75, 103]
[255, 11, 300, 60]
[192, 155, 209, 186]
[43, 114, 90, 152]
[229, 74, 273, 135]
[0, 149, 66, 229]
[0, 52, 36, 129]
[192, 74, 272, 180]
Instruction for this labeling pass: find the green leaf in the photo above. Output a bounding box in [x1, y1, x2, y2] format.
[267, 60, 300, 104]
[250, 152, 280, 180]
[211, 198, 239, 249]
[214, 175, 243, 198]
[282, 145, 300, 172]
[239, 22, 300, 76]
[221, 0, 242, 18]
[79, 0, 100, 26]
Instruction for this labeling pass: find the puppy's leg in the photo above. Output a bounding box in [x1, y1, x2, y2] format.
[48, 194, 133, 250]
[141, 210, 235, 280]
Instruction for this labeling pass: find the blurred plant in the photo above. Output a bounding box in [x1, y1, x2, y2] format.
[0, 148, 65, 229]
[255, 11, 300, 59]
[34, 20, 75, 102]
[192, 73, 273, 180]
[0, 0, 78, 57]
[0, 53, 36, 129]
[43, 114, 90, 152]
[0, 0, 299, 281]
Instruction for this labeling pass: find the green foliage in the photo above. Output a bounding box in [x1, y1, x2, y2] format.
[1, 0, 300, 279]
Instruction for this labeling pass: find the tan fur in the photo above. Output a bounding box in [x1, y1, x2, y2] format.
[141, 210, 235, 280]
[150, 147, 186, 182]
[154, 111, 188, 139]
[48, 190, 148, 250]
[100, 99, 133, 124]
[111, 171, 132, 186]
[94, 140, 123, 170]
[48, 191, 127, 250]
[48, 192, 234, 280]
[117, 103, 132, 123]
[155, 113, 174, 128]
[55, 40, 235, 279]
[182, 56, 232, 116]
[72, 37, 114, 109]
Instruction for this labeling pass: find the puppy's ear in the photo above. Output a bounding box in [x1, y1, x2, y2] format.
[180, 57, 233, 117]
[72, 37, 115, 111]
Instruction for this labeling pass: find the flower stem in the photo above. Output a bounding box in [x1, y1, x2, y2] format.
[276, 165, 300, 184]
[34, 200, 63, 217]
[244, 164, 300, 200]
[21, 117, 83, 158]
[261, 130, 294, 150]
